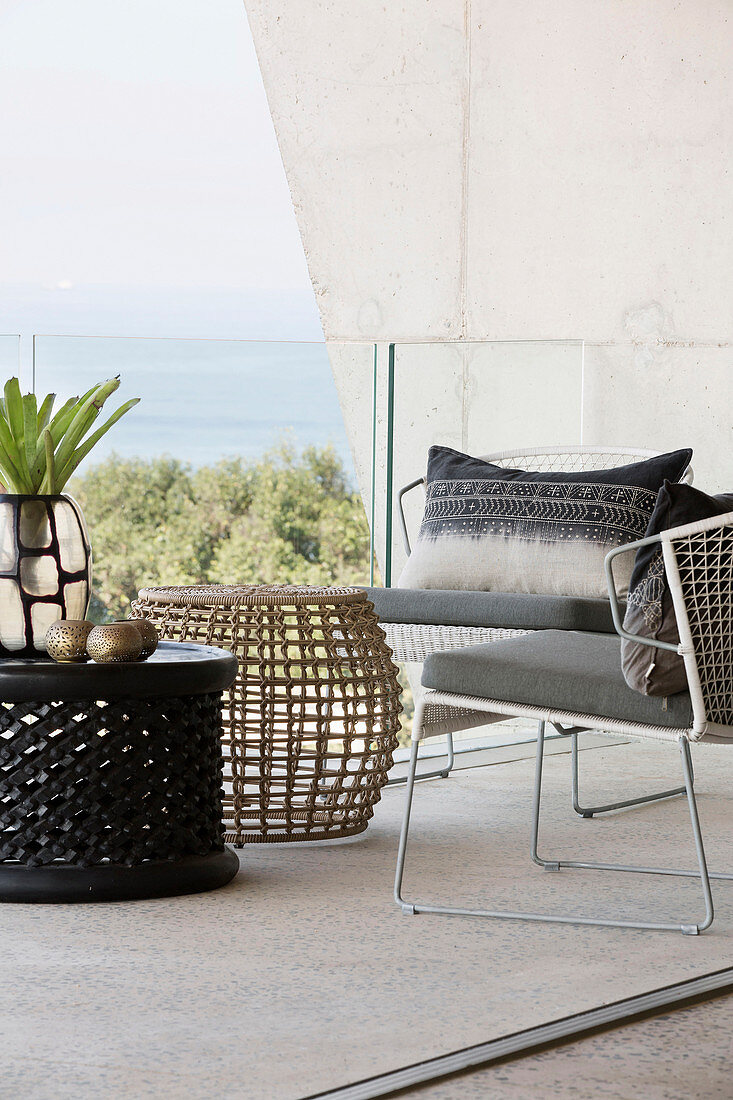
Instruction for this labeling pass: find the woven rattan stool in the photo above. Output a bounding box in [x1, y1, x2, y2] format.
[132, 585, 402, 844]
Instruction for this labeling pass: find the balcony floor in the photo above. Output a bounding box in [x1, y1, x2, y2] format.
[409, 993, 733, 1098]
[3, 737, 733, 1099]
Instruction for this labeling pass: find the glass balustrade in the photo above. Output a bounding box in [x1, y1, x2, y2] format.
[371, 339, 586, 750]
[0, 336, 20, 374]
[29, 335, 376, 623]
[3, 334, 598, 756]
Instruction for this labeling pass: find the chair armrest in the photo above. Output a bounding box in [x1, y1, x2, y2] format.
[397, 477, 425, 556]
[604, 537, 680, 653]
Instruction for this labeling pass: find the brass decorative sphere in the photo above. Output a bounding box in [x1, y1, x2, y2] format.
[115, 617, 159, 660]
[87, 622, 143, 664]
[45, 620, 95, 663]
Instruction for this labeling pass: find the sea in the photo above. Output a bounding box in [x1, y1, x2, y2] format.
[0, 284, 362, 476]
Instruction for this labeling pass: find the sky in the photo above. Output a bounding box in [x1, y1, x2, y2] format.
[0, 0, 321, 340]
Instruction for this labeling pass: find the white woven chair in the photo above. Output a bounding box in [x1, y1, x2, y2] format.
[394, 510, 733, 935]
[389, 444, 694, 813]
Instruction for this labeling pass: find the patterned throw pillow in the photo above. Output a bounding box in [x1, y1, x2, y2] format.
[397, 446, 692, 600]
[622, 482, 733, 696]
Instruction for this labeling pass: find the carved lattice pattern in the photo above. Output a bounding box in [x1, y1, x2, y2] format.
[0, 693, 226, 867]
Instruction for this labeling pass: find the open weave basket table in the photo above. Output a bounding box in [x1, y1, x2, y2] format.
[132, 585, 402, 844]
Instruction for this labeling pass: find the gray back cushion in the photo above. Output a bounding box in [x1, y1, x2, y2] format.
[363, 587, 619, 633]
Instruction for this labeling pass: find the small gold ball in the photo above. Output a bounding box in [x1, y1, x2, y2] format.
[45, 620, 96, 663]
[115, 617, 159, 660]
[87, 623, 143, 664]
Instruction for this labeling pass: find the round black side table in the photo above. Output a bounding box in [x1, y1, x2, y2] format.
[0, 641, 240, 903]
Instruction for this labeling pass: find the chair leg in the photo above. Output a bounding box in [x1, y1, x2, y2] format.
[388, 730, 455, 786]
[679, 737, 714, 934]
[570, 731, 687, 818]
[394, 739, 421, 913]
[394, 724, 722, 934]
[530, 721, 555, 869]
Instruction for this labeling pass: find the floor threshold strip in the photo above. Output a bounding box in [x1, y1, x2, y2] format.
[302, 966, 733, 1100]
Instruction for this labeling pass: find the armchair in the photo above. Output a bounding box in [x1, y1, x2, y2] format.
[379, 445, 693, 817]
[393, 510, 733, 934]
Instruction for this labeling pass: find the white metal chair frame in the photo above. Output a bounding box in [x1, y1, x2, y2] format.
[394, 510, 733, 935]
[388, 445, 694, 817]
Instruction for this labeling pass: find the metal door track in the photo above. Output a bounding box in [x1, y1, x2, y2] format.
[303, 967, 733, 1100]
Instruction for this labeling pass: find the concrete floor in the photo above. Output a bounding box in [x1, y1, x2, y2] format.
[405, 994, 733, 1099]
[3, 738, 733, 1099]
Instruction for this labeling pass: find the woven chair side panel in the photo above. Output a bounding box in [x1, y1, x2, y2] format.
[132, 595, 402, 843]
[673, 525, 733, 729]
[418, 689, 691, 744]
[418, 701, 506, 739]
[382, 623, 532, 662]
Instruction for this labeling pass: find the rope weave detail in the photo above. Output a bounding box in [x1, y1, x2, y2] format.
[133, 587, 402, 844]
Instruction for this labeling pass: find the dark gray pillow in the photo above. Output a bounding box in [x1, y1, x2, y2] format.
[622, 481, 733, 696]
[398, 446, 692, 600]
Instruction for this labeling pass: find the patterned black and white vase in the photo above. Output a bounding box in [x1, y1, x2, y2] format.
[0, 495, 92, 657]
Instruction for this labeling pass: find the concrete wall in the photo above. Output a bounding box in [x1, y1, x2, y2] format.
[243, 0, 733, 573]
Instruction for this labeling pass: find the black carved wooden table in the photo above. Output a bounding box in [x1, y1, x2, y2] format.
[0, 640, 239, 903]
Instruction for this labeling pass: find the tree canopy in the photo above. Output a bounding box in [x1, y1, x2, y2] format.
[72, 442, 372, 620]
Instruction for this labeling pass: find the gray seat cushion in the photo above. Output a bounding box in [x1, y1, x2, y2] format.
[362, 587, 619, 634]
[422, 630, 693, 730]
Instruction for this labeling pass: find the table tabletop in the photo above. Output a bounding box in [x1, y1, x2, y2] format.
[0, 640, 237, 702]
[136, 583, 368, 609]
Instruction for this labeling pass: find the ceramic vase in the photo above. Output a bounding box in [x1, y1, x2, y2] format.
[0, 494, 92, 657]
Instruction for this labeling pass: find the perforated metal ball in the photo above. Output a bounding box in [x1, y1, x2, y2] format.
[45, 620, 95, 663]
[87, 623, 143, 664]
[115, 617, 158, 659]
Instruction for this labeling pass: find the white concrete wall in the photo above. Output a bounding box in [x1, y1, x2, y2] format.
[243, 0, 733, 572]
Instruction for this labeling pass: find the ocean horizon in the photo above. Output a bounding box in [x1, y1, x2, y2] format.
[0, 287, 360, 476]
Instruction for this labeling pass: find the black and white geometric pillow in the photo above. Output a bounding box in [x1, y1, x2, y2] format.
[398, 446, 692, 601]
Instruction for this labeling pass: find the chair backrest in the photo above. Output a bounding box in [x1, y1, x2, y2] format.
[397, 445, 694, 555]
[663, 513, 733, 738]
[485, 444, 683, 473]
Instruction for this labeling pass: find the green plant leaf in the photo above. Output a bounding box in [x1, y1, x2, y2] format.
[23, 393, 38, 485]
[3, 378, 24, 445]
[53, 378, 121, 476]
[3, 379, 35, 490]
[44, 397, 81, 455]
[0, 414, 32, 492]
[32, 395, 71, 488]
[77, 383, 102, 406]
[0, 374, 138, 493]
[55, 397, 140, 491]
[0, 448, 25, 492]
[31, 450, 46, 493]
[36, 393, 55, 435]
[40, 429, 55, 494]
[47, 395, 78, 433]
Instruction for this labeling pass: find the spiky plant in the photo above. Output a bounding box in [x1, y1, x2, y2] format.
[0, 376, 140, 495]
